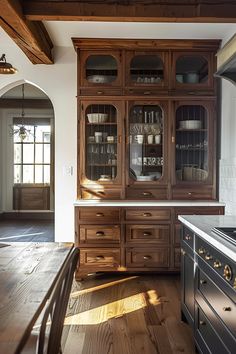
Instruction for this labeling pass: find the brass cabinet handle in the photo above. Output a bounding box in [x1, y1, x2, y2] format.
[143, 255, 152, 260]
[143, 232, 152, 236]
[223, 265, 232, 281]
[200, 279, 207, 285]
[142, 192, 152, 196]
[223, 307, 231, 312]
[205, 254, 212, 261]
[198, 247, 205, 255]
[213, 260, 222, 269]
[96, 231, 105, 237]
[143, 212, 152, 217]
[97, 91, 104, 95]
[144, 91, 151, 95]
[188, 192, 192, 196]
[199, 320, 206, 326]
[185, 234, 191, 241]
[96, 255, 105, 261]
[181, 248, 186, 256]
[96, 213, 104, 217]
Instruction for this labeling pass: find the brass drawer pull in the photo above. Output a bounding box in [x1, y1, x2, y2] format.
[198, 247, 205, 255]
[96, 255, 105, 261]
[213, 260, 222, 269]
[188, 192, 192, 196]
[199, 320, 206, 326]
[96, 213, 104, 217]
[144, 91, 151, 95]
[200, 279, 207, 285]
[205, 254, 212, 261]
[97, 91, 104, 95]
[143, 232, 152, 236]
[143, 255, 152, 260]
[143, 212, 152, 217]
[185, 235, 191, 241]
[142, 192, 152, 196]
[96, 231, 105, 237]
[181, 248, 186, 256]
[223, 265, 232, 281]
[223, 307, 231, 312]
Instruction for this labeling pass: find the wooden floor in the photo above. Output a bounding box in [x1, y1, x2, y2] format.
[62, 274, 196, 354]
[0, 219, 54, 242]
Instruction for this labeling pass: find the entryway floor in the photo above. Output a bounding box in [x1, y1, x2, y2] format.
[63, 274, 196, 354]
[0, 219, 54, 242]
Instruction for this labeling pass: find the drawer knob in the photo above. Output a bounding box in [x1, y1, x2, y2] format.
[96, 213, 104, 217]
[199, 320, 206, 326]
[188, 192, 192, 196]
[96, 255, 105, 261]
[143, 255, 152, 260]
[143, 212, 152, 217]
[205, 254, 212, 261]
[223, 265, 232, 281]
[97, 91, 104, 95]
[144, 91, 151, 95]
[200, 279, 207, 285]
[198, 247, 205, 255]
[143, 232, 152, 236]
[181, 248, 186, 256]
[213, 260, 222, 269]
[223, 307, 231, 312]
[142, 192, 152, 196]
[185, 235, 191, 241]
[96, 231, 105, 237]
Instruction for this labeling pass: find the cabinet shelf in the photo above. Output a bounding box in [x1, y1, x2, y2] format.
[176, 148, 207, 151]
[176, 129, 207, 132]
[86, 122, 117, 125]
[88, 164, 117, 167]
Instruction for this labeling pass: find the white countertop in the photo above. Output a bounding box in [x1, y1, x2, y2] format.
[178, 215, 236, 262]
[74, 200, 225, 207]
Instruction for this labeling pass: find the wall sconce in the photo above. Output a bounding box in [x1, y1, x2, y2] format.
[0, 54, 17, 74]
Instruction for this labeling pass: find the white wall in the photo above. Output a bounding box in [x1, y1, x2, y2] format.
[0, 40, 77, 241]
[219, 79, 236, 214]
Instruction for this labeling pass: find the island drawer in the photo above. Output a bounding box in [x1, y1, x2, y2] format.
[77, 207, 120, 222]
[79, 225, 120, 244]
[125, 209, 171, 221]
[126, 247, 169, 268]
[126, 188, 168, 200]
[79, 248, 120, 269]
[126, 225, 170, 244]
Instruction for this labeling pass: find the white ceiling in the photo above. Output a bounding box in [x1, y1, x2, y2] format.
[43, 21, 236, 47]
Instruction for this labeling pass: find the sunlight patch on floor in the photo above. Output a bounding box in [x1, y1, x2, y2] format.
[0, 232, 44, 240]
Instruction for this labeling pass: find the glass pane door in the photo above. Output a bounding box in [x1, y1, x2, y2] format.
[85, 55, 118, 84]
[130, 55, 164, 84]
[85, 104, 118, 182]
[176, 55, 208, 85]
[129, 104, 164, 182]
[175, 105, 208, 183]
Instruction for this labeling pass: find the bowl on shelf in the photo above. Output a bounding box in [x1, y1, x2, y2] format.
[148, 171, 162, 179]
[87, 75, 112, 83]
[183, 167, 208, 181]
[87, 113, 108, 123]
[184, 72, 199, 84]
[98, 174, 111, 181]
[179, 120, 202, 129]
[136, 175, 155, 181]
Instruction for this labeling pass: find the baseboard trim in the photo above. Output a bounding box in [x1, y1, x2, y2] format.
[1, 212, 54, 220]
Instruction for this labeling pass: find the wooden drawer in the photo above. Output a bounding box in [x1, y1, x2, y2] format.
[124, 88, 167, 96]
[172, 187, 213, 200]
[81, 187, 122, 200]
[80, 248, 120, 269]
[126, 225, 170, 244]
[125, 208, 171, 221]
[79, 88, 122, 96]
[175, 206, 224, 222]
[78, 207, 120, 222]
[126, 248, 169, 268]
[126, 188, 168, 200]
[182, 226, 194, 250]
[79, 225, 120, 244]
[174, 247, 181, 268]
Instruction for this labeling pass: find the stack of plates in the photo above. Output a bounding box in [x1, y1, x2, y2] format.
[87, 113, 108, 123]
[179, 120, 202, 129]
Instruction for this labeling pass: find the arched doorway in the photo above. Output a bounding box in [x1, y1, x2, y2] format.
[0, 81, 54, 241]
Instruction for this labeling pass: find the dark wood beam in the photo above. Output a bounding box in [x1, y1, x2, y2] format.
[0, 0, 53, 64]
[23, 0, 236, 23]
[0, 98, 53, 109]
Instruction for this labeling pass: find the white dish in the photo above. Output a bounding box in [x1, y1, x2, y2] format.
[136, 175, 155, 181]
[87, 75, 115, 83]
[87, 113, 108, 123]
[179, 120, 202, 129]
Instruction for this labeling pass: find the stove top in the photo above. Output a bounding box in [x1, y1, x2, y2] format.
[212, 227, 236, 246]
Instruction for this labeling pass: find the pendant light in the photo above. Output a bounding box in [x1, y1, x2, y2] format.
[0, 54, 17, 74]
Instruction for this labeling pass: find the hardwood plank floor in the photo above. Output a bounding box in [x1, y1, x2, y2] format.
[63, 274, 196, 354]
[0, 220, 54, 242]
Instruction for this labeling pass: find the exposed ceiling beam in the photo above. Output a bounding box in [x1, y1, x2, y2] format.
[0, 0, 53, 64]
[23, 0, 236, 23]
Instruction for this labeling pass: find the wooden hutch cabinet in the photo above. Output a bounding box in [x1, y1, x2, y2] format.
[73, 39, 224, 278]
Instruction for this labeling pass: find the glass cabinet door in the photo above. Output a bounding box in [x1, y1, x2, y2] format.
[175, 104, 210, 184]
[126, 52, 167, 87]
[128, 103, 165, 184]
[83, 103, 122, 184]
[80, 51, 121, 87]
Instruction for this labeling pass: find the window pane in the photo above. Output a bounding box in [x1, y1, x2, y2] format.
[23, 126, 34, 143]
[44, 144, 50, 163]
[23, 165, 34, 183]
[35, 125, 51, 142]
[35, 144, 43, 163]
[14, 165, 21, 183]
[14, 144, 21, 163]
[44, 165, 50, 184]
[23, 144, 34, 163]
[35, 165, 43, 183]
[43, 132, 51, 143]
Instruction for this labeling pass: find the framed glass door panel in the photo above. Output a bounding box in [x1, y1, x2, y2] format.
[174, 101, 214, 185]
[127, 101, 168, 185]
[80, 51, 122, 87]
[80, 101, 123, 186]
